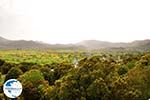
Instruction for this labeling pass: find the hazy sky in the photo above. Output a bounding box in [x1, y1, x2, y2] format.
[0, 0, 150, 44]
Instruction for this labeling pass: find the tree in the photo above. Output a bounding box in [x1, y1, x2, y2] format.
[118, 65, 128, 75]
[5, 67, 23, 82]
[0, 62, 15, 74]
[87, 78, 110, 100]
[40, 67, 56, 85]
[0, 59, 5, 66]
[19, 69, 48, 100]
[19, 62, 37, 72]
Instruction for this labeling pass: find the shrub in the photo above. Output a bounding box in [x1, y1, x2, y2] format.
[0, 62, 15, 74]
[118, 66, 128, 75]
[5, 67, 23, 82]
[0, 59, 5, 66]
[19, 62, 37, 72]
[40, 67, 56, 85]
[19, 69, 48, 100]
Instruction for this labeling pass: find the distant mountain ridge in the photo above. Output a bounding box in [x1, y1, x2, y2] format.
[0, 36, 84, 50]
[0, 36, 150, 51]
[77, 39, 150, 49]
[0, 36, 10, 42]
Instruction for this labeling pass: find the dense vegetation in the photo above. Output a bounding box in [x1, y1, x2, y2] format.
[0, 50, 150, 100]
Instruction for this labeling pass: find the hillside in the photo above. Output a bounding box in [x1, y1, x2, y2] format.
[0, 36, 84, 50]
[77, 39, 150, 51]
[0, 36, 150, 51]
[0, 37, 50, 49]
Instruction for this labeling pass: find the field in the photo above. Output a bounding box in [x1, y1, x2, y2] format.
[0, 50, 85, 65]
[0, 50, 150, 100]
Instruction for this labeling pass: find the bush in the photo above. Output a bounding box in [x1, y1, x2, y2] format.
[19, 69, 48, 100]
[19, 62, 37, 72]
[5, 67, 23, 82]
[87, 78, 110, 100]
[53, 63, 73, 79]
[0, 93, 4, 100]
[40, 67, 56, 85]
[0, 62, 15, 74]
[0, 59, 5, 66]
[118, 66, 128, 75]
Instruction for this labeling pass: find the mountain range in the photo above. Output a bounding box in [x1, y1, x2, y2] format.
[0, 36, 150, 51]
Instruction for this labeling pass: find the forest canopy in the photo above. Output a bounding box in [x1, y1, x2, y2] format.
[0, 50, 150, 100]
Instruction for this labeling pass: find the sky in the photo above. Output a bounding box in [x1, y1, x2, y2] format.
[0, 0, 150, 44]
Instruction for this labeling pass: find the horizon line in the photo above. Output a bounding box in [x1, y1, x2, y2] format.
[0, 35, 150, 45]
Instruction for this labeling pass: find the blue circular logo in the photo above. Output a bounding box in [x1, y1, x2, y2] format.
[3, 79, 22, 98]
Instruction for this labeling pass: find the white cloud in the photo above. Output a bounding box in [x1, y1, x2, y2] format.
[0, 0, 150, 43]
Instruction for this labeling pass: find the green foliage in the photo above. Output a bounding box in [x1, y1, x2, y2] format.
[0, 62, 15, 74]
[118, 66, 128, 75]
[0, 93, 4, 100]
[111, 77, 142, 100]
[19, 70, 45, 86]
[126, 66, 150, 99]
[0, 50, 150, 100]
[126, 61, 135, 69]
[0, 59, 5, 66]
[19, 62, 37, 72]
[5, 67, 23, 81]
[40, 67, 56, 85]
[87, 78, 110, 100]
[0, 50, 84, 65]
[53, 74, 81, 100]
[0, 73, 3, 93]
[42, 86, 58, 100]
[54, 63, 73, 79]
[19, 69, 48, 100]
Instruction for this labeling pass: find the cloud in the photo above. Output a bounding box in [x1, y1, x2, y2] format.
[0, 0, 32, 40]
[0, 0, 150, 43]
